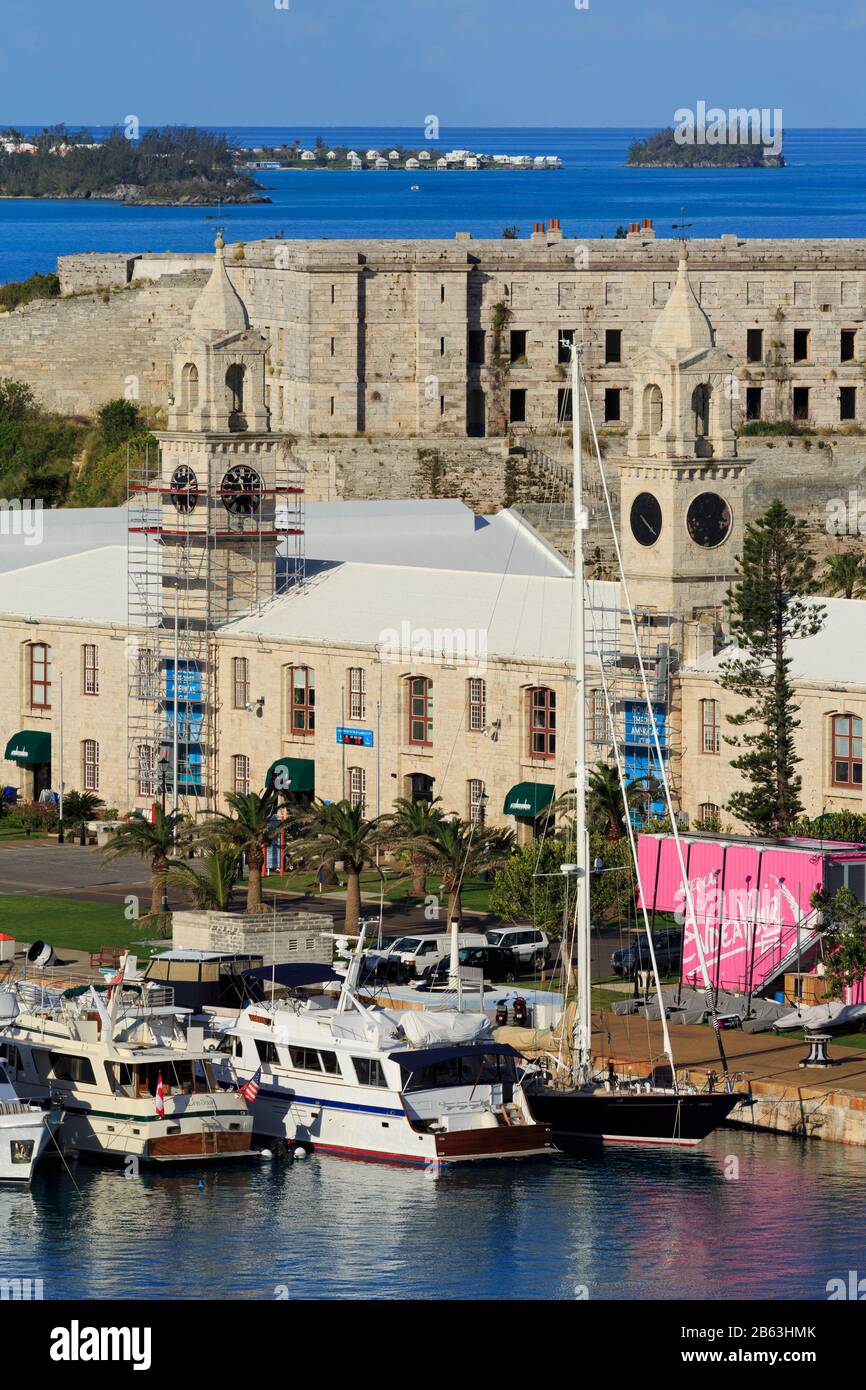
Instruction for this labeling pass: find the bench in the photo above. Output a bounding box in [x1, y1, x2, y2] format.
[89, 945, 123, 970]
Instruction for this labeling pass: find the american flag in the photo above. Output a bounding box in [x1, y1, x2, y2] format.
[238, 1068, 262, 1104]
[155, 1072, 166, 1117]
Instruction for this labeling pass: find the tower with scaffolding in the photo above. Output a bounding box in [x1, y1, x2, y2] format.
[127, 231, 304, 815]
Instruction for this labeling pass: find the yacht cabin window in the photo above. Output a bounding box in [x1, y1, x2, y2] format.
[352, 1057, 388, 1088]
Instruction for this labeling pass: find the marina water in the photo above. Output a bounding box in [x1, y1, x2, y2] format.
[4, 128, 866, 285]
[3, 1128, 865, 1300]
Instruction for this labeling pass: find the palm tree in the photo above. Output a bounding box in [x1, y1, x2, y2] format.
[102, 806, 185, 919]
[200, 790, 279, 913]
[166, 842, 242, 911]
[63, 790, 105, 838]
[385, 797, 446, 896]
[587, 764, 628, 840]
[413, 815, 513, 925]
[824, 550, 866, 600]
[297, 800, 385, 934]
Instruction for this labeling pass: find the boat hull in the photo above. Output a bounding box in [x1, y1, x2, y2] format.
[526, 1088, 741, 1148]
[0, 1111, 56, 1183]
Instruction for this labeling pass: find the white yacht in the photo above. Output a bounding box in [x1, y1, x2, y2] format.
[206, 938, 553, 1167]
[0, 967, 254, 1166]
[0, 1056, 59, 1182]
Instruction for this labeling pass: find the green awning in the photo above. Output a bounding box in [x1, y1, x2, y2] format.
[503, 782, 555, 819]
[266, 757, 315, 795]
[4, 730, 51, 765]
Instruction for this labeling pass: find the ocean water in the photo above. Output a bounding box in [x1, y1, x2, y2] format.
[2, 127, 866, 285]
[2, 1127, 865, 1301]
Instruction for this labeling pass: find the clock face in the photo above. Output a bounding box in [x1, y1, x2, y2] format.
[687, 492, 732, 549]
[220, 465, 263, 517]
[630, 492, 663, 547]
[169, 465, 199, 514]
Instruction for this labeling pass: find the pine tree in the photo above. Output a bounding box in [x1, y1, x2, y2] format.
[719, 500, 825, 837]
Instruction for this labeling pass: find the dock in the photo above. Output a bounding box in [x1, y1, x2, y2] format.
[598, 1010, 866, 1146]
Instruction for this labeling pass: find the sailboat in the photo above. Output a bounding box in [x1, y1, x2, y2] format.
[521, 345, 741, 1147]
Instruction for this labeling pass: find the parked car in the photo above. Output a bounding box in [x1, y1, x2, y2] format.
[369, 932, 487, 980]
[611, 931, 683, 979]
[485, 926, 550, 971]
[420, 945, 521, 988]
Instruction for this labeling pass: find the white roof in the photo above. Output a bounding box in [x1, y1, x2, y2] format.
[0, 545, 128, 624]
[685, 597, 866, 690]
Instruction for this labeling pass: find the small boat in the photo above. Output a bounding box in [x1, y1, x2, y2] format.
[0, 1056, 59, 1182]
[0, 959, 255, 1165]
[206, 941, 553, 1166]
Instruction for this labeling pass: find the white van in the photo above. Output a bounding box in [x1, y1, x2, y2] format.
[378, 932, 488, 979]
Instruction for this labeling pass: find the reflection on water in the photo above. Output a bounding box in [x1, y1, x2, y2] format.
[2, 1129, 866, 1301]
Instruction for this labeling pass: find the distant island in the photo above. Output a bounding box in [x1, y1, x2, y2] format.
[242, 138, 561, 172]
[0, 127, 268, 205]
[628, 127, 784, 169]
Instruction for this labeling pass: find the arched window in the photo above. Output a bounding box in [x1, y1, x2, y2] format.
[180, 362, 199, 411]
[29, 642, 52, 710]
[407, 676, 433, 746]
[831, 714, 863, 787]
[529, 687, 556, 759]
[643, 384, 663, 434]
[289, 667, 315, 736]
[226, 363, 245, 414]
[692, 383, 710, 437]
[468, 778, 486, 826]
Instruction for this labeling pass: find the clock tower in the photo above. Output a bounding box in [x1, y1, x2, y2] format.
[128, 231, 304, 810]
[618, 249, 748, 618]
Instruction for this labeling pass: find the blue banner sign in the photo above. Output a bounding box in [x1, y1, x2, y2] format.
[336, 727, 374, 748]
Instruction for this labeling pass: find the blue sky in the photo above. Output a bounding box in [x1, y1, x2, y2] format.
[0, 0, 860, 128]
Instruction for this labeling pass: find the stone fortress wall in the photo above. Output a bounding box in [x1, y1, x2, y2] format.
[1, 227, 866, 522]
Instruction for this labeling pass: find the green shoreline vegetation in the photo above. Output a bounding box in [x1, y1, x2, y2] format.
[0, 126, 267, 204]
[628, 127, 785, 169]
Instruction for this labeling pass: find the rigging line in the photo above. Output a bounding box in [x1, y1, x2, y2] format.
[587, 594, 677, 1080]
[580, 373, 731, 1085]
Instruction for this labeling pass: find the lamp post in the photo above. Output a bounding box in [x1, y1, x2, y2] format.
[57, 671, 65, 844]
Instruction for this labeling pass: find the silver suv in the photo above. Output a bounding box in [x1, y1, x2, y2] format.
[485, 927, 551, 970]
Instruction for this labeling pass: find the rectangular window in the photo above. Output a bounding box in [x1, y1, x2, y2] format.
[82, 644, 99, 696]
[698, 803, 720, 823]
[793, 386, 810, 421]
[137, 744, 155, 798]
[746, 328, 763, 363]
[440, 336, 446, 356]
[29, 642, 51, 710]
[290, 667, 315, 736]
[233, 754, 251, 796]
[605, 281, 622, 306]
[408, 676, 433, 746]
[793, 329, 810, 363]
[468, 329, 485, 365]
[557, 388, 573, 423]
[348, 667, 366, 721]
[529, 687, 556, 760]
[509, 388, 527, 423]
[289, 1047, 322, 1073]
[841, 329, 856, 363]
[83, 739, 99, 792]
[558, 328, 574, 364]
[840, 386, 857, 422]
[510, 329, 527, 363]
[605, 328, 622, 364]
[604, 388, 621, 422]
[348, 766, 366, 812]
[746, 387, 762, 421]
[468, 677, 486, 732]
[352, 1057, 388, 1088]
[832, 715, 863, 788]
[330, 336, 336, 357]
[468, 778, 486, 826]
[591, 690, 607, 745]
[440, 394, 445, 416]
[255, 1039, 281, 1067]
[701, 699, 721, 755]
[137, 648, 158, 701]
[699, 281, 718, 307]
[232, 656, 250, 710]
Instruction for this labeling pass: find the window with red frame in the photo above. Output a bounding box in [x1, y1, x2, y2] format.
[233, 656, 250, 710]
[29, 643, 52, 710]
[468, 677, 486, 732]
[529, 687, 556, 759]
[82, 643, 99, 696]
[289, 667, 315, 735]
[831, 714, 863, 787]
[407, 676, 433, 746]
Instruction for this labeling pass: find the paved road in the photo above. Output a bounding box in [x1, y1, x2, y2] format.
[0, 842, 626, 979]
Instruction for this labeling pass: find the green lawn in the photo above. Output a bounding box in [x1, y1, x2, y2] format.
[0, 894, 160, 956]
[0, 828, 55, 843]
[262, 868, 494, 914]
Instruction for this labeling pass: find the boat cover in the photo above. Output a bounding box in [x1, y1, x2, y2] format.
[243, 963, 341, 988]
[400, 1008, 492, 1048]
[774, 1001, 866, 1032]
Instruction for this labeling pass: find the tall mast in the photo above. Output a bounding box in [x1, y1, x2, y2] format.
[572, 346, 592, 1085]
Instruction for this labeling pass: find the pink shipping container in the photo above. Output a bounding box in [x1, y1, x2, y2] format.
[636, 832, 866, 1002]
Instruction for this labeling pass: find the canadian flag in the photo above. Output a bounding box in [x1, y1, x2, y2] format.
[155, 1073, 166, 1118]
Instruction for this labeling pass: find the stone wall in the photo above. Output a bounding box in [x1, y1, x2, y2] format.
[171, 909, 334, 966]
